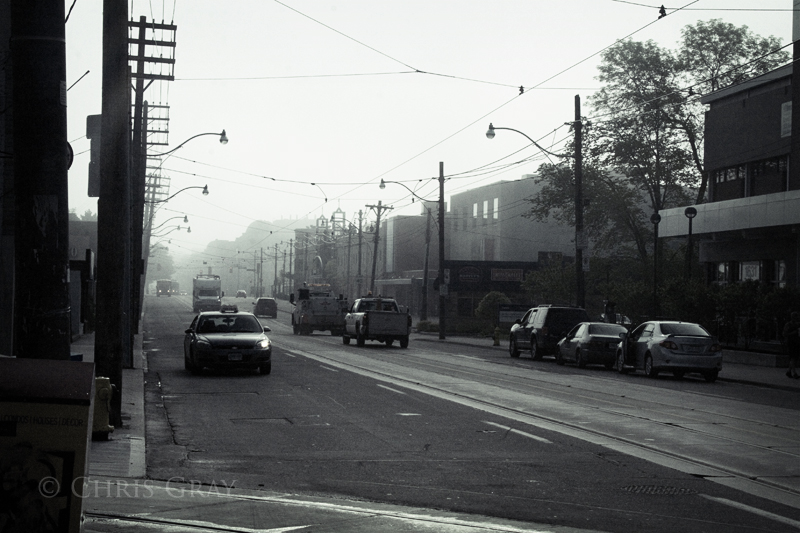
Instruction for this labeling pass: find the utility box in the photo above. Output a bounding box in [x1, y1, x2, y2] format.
[0, 357, 95, 533]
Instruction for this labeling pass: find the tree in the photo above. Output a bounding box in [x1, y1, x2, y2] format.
[474, 291, 511, 323]
[527, 21, 789, 267]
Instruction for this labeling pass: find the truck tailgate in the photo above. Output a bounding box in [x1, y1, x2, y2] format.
[368, 312, 407, 335]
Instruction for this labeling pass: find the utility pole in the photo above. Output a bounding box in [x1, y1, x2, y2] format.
[11, 1, 71, 359]
[437, 162, 446, 340]
[288, 239, 293, 294]
[366, 201, 393, 294]
[259, 248, 265, 297]
[357, 210, 364, 297]
[282, 250, 287, 295]
[420, 207, 431, 321]
[273, 243, 279, 296]
[95, 0, 132, 426]
[346, 227, 353, 298]
[574, 95, 585, 309]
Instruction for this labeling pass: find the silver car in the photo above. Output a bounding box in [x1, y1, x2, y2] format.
[616, 321, 722, 382]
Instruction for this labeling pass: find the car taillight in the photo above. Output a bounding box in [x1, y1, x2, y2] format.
[709, 343, 721, 353]
[363, 314, 369, 326]
[541, 326, 548, 336]
[659, 340, 679, 350]
[407, 315, 412, 327]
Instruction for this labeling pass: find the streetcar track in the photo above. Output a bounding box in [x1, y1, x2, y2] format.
[302, 332, 800, 444]
[279, 337, 800, 505]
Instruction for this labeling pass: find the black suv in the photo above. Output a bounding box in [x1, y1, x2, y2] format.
[509, 305, 590, 360]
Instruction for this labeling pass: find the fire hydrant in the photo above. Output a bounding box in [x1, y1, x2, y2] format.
[92, 377, 115, 440]
[493, 326, 501, 346]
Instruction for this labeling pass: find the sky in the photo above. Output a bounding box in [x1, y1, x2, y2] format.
[64, 0, 793, 261]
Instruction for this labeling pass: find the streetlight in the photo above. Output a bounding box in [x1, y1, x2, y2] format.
[151, 215, 188, 232]
[147, 184, 208, 204]
[150, 130, 228, 158]
[151, 225, 191, 238]
[684, 206, 697, 280]
[650, 212, 661, 319]
[379, 162, 446, 340]
[485, 96, 585, 308]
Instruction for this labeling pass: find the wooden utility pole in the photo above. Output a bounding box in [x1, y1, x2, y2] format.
[574, 95, 585, 309]
[366, 201, 393, 294]
[419, 207, 432, 321]
[11, 0, 71, 359]
[437, 162, 446, 340]
[273, 243, 279, 296]
[95, 0, 131, 426]
[357, 210, 364, 296]
[288, 239, 293, 294]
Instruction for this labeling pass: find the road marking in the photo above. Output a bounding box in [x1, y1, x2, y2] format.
[377, 384, 407, 395]
[320, 365, 339, 372]
[483, 421, 552, 444]
[397, 413, 421, 416]
[700, 495, 800, 528]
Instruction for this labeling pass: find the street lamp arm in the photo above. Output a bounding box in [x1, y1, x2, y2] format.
[147, 184, 208, 204]
[485, 123, 566, 160]
[150, 215, 188, 232]
[150, 131, 228, 158]
[379, 179, 435, 203]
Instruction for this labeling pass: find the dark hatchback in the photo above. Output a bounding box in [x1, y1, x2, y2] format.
[184, 307, 272, 375]
[556, 322, 629, 368]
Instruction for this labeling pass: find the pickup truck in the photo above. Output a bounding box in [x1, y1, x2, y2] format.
[343, 297, 411, 348]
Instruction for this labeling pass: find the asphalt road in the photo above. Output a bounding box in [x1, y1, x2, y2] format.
[142, 295, 800, 533]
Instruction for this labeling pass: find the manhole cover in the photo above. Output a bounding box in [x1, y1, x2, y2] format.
[621, 485, 697, 495]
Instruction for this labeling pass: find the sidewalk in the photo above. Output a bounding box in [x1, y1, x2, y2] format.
[74, 324, 797, 533]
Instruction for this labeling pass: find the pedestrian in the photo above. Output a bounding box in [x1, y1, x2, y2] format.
[783, 311, 800, 379]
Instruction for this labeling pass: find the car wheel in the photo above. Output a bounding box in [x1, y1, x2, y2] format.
[555, 349, 565, 366]
[385, 339, 394, 347]
[399, 336, 409, 349]
[673, 370, 685, 379]
[184, 353, 191, 371]
[356, 325, 365, 347]
[530, 337, 542, 360]
[187, 351, 201, 375]
[259, 361, 271, 375]
[343, 335, 351, 345]
[576, 349, 587, 368]
[616, 351, 629, 374]
[509, 338, 520, 358]
[645, 355, 658, 378]
[703, 370, 718, 383]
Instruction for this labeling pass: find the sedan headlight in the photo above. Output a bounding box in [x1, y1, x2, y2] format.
[195, 338, 212, 350]
[256, 338, 271, 350]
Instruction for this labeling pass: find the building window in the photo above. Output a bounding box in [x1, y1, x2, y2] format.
[493, 198, 499, 220]
[714, 262, 730, 283]
[457, 297, 476, 317]
[775, 260, 786, 288]
[473, 203, 478, 218]
[483, 200, 488, 219]
[739, 261, 761, 282]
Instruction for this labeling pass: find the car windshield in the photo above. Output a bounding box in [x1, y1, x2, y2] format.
[660, 323, 709, 337]
[197, 315, 262, 334]
[357, 301, 397, 312]
[588, 324, 627, 336]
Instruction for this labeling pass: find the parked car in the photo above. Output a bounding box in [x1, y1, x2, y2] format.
[236, 290, 247, 298]
[509, 305, 590, 360]
[183, 305, 272, 375]
[253, 297, 278, 318]
[616, 321, 722, 382]
[556, 322, 629, 368]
